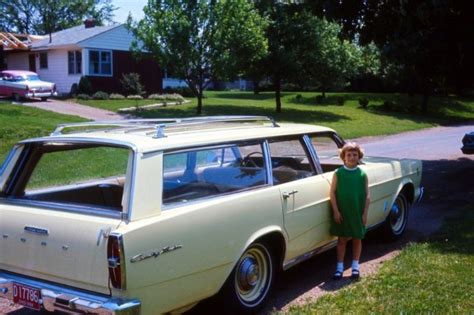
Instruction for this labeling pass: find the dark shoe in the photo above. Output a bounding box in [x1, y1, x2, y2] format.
[351, 269, 360, 280]
[333, 270, 343, 280]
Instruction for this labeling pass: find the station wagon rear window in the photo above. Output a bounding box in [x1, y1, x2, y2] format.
[163, 143, 267, 204]
[3, 143, 130, 212]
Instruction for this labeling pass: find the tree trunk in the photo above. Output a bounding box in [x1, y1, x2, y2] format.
[0, 46, 4, 70]
[321, 89, 326, 98]
[275, 78, 282, 113]
[197, 91, 203, 115]
[253, 80, 260, 95]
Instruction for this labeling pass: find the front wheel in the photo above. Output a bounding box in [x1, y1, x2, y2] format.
[219, 242, 275, 314]
[40, 97, 48, 101]
[383, 193, 409, 240]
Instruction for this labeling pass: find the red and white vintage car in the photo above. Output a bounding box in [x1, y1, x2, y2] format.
[0, 70, 57, 101]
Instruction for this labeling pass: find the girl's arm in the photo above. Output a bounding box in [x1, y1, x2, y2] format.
[330, 172, 343, 224]
[362, 174, 370, 225]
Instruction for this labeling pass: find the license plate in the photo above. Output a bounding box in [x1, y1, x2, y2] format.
[12, 283, 41, 311]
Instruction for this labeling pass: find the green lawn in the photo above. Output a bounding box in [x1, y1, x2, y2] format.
[0, 101, 85, 160]
[75, 91, 474, 139]
[287, 208, 474, 314]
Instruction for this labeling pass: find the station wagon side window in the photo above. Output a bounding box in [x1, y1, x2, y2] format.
[162, 142, 267, 205]
[3, 143, 130, 212]
[268, 136, 317, 184]
[310, 133, 344, 173]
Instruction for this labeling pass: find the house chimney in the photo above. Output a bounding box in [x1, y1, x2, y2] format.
[84, 18, 95, 28]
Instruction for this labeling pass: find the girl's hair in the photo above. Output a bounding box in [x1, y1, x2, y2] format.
[339, 142, 364, 160]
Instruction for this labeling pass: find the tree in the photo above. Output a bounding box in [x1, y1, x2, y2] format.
[129, 0, 268, 115]
[297, 15, 362, 98]
[359, 0, 474, 112]
[0, 0, 116, 35]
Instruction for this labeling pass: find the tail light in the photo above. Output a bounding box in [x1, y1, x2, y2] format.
[107, 233, 126, 289]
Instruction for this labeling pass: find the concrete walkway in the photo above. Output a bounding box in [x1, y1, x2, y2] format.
[17, 99, 126, 120]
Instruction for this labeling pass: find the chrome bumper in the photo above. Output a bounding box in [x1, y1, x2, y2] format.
[26, 91, 56, 98]
[415, 186, 424, 204]
[0, 271, 140, 314]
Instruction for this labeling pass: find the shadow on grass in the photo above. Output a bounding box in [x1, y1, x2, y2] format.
[134, 104, 351, 124]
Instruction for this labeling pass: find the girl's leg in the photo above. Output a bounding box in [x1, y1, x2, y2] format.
[337, 237, 349, 262]
[352, 238, 362, 261]
[351, 238, 362, 279]
[333, 237, 349, 279]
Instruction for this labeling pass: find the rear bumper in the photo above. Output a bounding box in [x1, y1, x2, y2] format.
[0, 271, 140, 315]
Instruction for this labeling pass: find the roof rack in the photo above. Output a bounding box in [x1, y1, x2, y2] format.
[50, 116, 279, 137]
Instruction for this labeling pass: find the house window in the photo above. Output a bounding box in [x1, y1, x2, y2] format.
[89, 50, 112, 76]
[39, 52, 48, 69]
[68, 51, 82, 74]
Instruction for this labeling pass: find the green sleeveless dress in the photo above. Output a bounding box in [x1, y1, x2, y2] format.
[330, 166, 367, 239]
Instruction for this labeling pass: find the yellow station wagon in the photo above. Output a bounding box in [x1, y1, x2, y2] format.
[0, 116, 423, 314]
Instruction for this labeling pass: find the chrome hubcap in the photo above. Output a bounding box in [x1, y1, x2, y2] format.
[238, 257, 259, 290]
[235, 245, 271, 306]
[390, 197, 405, 233]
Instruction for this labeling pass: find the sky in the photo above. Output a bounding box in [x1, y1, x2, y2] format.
[112, 0, 148, 23]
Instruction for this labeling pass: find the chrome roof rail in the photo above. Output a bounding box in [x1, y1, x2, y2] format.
[50, 116, 279, 137]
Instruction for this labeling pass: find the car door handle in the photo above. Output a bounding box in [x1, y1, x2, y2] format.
[282, 190, 298, 199]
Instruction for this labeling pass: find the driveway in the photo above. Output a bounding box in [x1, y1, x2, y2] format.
[1, 120, 473, 314]
[16, 98, 125, 120]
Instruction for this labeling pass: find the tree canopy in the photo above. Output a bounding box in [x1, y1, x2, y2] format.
[0, 0, 116, 35]
[129, 0, 268, 114]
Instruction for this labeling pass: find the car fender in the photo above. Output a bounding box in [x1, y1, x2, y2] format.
[217, 225, 288, 291]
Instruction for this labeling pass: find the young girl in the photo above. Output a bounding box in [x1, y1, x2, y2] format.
[330, 142, 370, 280]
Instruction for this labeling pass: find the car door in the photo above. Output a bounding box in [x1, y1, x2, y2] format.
[268, 136, 333, 261]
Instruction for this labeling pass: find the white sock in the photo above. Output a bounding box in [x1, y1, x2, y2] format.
[336, 262, 344, 272]
[352, 260, 359, 270]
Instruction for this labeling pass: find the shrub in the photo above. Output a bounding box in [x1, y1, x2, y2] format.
[163, 86, 194, 97]
[295, 94, 303, 103]
[148, 93, 186, 104]
[120, 73, 145, 96]
[359, 98, 369, 109]
[78, 76, 92, 95]
[109, 93, 125, 100]
[76, 94, 91, 100]
[92, 91, 109, 100]
[335, 96, 345, 106]
[127, 95, 143, 100]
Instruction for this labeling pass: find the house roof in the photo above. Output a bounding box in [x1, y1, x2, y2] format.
[31, 24, 122, 50]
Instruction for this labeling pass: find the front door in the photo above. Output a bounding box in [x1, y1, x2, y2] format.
[28, 54, 36, 72]
[268, 137, 333, 260]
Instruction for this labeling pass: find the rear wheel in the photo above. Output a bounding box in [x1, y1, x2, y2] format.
[383, 193, 409, 240]
[219, 242, 275, 314]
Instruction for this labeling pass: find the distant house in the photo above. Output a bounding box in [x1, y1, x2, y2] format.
[3, 21, 162, 95]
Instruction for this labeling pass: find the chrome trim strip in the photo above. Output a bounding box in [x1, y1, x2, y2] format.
[303, 134, 323, 174]
[127, 151, 138, 222]
[0, 198, 123, 219]
[0, 271, 140, 315]
[0, 147, 18, 176]
[283, 240, 338, 270]
[263, 140, 273, 185]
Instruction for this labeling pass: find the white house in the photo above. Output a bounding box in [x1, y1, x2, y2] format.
[4, 21, 162, 95]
